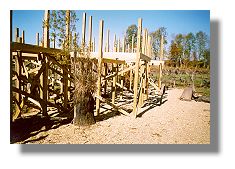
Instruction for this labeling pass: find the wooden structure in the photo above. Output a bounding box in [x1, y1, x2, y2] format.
[11, 11, 165, 122]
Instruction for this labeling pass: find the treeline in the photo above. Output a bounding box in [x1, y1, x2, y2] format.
[125, 25, 210, 69]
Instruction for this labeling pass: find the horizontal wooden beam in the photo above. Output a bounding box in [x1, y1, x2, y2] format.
[102, 58, 125, 65]
[140, 53, 151, 62]
[95, 95, 130, 116]
[102, 64, 136, 81]
[11, 42, 63, 55]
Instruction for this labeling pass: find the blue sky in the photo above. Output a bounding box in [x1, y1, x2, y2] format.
[12, 10, 210, 49]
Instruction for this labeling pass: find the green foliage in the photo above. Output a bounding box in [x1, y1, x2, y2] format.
[125, 24, 137, 48]
[49, 10, 79, 52]
[150, 27, 167, 60]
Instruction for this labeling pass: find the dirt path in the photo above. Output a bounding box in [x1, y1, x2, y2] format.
[17, 88, 210, 144]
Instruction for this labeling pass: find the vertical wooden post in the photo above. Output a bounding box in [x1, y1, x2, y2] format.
[112, 63, 117, 104]
[104, 29, 109, 95]
[88, 16, 92, 52]
[129, 64, 133, 91]
[93, 37, 95, 52]
[120, 64, 124, 100]
[106, 29, 110, 52]
[63, 70, 68, 110]
[36, 33, 39, 46]
[122, 36, 125, 52]
[15, 28, 19, 42]
[133, 18, 142, 118]
[158, 35, 164, 89]
[43, 10, 50, 48]
[113, 34, 116, 52]
[22, 30, 25, 44]
[117, 38, 120, 52]
[95, 20, 104, 116]
[66, 10, 70, 50]
[42, 55, 49, 116]
[132, 35, 134, 53]
[82, 12, 86, 47]
[142, 29, 146, 54]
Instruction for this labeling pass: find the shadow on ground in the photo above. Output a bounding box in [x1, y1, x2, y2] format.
[10, 112, 73, 144]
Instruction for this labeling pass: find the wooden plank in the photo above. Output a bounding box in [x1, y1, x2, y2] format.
[101, 58, 125, 65]
[36, 33, 39, 46]
[11, 42, 63, 55]
[12, 87, 63, 111]
[132, 35, 134, 53]
[120, 64, 124, 100]
[42, 55, 49, 116]
[102, 64, 135, 81]
[82, 12, 86, 46]
[95, 20, 104, 116]
[43, 10, 50, 48]
[48, 55, 73, 77]
[95, 95, 129, 116]
[104, 63, 108, 95]
[15, 27, 19, 42]
[88, 15, 92, 51]
[133, 18, 142, 118]
[140, 53, 151, 62]
[112, 64, 117, 104]
[22, 30, 25, 44]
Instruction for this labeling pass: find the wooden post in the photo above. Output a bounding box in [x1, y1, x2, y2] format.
[158, 35, 164, 89]
[95, 20, 104, 116]
[36, 33, 39, 46]
[93, 37, 95, 52]
[133, 18, 142, 118]
[122, 36, 125, 52]
[132, 35, 134, 53]
[117, 38, 120, 52]
[104, 29, 110, 95]
[106, 29, 110, 52]
[120, 64, 124, 100]
[15, 28, 19, 42]
[113, 34, 116, 52]
[82, 12, 86, 47]
[88, 16, 92, 52]
[66, 10, 70, 50]
[63, 69, 68, 110]
[43, 10, 50, 48]
[142, 29, 146, 54]
[22, 30, 25, 44]
[129, 64, 133, 90]
[14, 51, 22, 119]
[42, 55, 49, 116]
[112, 63, 117, 104]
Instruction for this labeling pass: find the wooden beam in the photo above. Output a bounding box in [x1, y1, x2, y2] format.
[42, 55, 49, 116]
[112, 64, 117, 104]
[22, 30, 25, 44]
[95, 20, 104, 116]
[140, 53, 151, 62]
[43, 10, 50, 48]
[102, 64, 135, 81]
[36, 33, 39, 46]
[11, 42, 63, 55]
[133, 18, 142, 118]
[15, 27, 19, 42]
[120, 64, 124, 100]
[95, 95, 129, 116]
[132, 35, 134, 53]
[82, 12, 86, 47]
[88, 15, 92, 51]
[101, 58, 125, 65]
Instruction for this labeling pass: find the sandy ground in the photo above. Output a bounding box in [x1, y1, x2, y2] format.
[15, 88, 210, 144]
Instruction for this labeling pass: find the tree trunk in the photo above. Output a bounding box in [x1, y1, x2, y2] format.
[73, 91, 95, 126]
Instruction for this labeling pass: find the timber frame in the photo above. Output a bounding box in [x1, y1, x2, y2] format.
[10, 10, 165, 121]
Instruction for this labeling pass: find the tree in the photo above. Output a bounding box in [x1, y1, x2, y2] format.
[150, 27, 167, 60]
[184, 32, 196, 60]
[49, 10, 79, 52]
[125, 24, 137, 49]
[195, 31, 208, 60]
